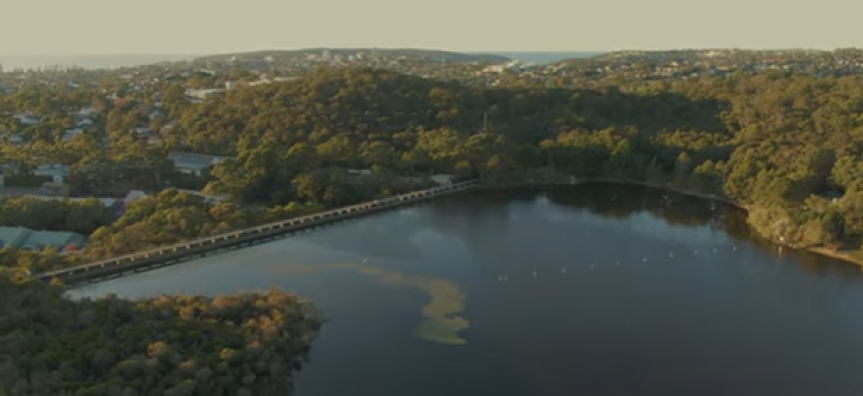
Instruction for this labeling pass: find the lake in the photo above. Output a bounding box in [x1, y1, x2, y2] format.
[69, 183, 863, 396]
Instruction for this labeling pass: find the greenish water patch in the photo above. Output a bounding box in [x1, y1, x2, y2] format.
[272, 262, 469, 345]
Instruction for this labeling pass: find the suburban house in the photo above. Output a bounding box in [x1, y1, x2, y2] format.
[168, 151, 224, 176]
[186, 88, 224, 101]
[14, 113, 38, 125]
[75, 118, 94, 128]
[431, 174, 454, 185]
[0, 226, 88, 252]
[62, 128, 84, 141]
[8, 134, 24, 146]
[33, 164, 69, 183]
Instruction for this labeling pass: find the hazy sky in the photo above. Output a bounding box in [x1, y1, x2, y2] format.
[3, 0, 861, 56]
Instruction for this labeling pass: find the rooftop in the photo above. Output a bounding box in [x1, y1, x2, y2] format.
[168, 151, 223, 171]
[0, 226, 87, 251]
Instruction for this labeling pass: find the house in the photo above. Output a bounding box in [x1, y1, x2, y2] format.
[14, 114, 38, 125]
[78, 107, 98, 117]
[124, 190, 147, 206]
[33, 164, 69, 183]
[18, 229, 88, 252]
[186, 88, 224, 100]
[8, 134, 25, 146]
[62, 128, 84, 141]
[75, 118, 94, 128]
[168, 151, 223, 176]
[0, 226, 87, 252]
[0, 227, 33, 249]
[431, 174, 454, 185]
[347, 168, 373, 176]
[133, 127, 153, 138]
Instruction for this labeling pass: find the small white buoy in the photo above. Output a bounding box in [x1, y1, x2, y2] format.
[616, 261, 621, 266]
[503, 275, 508, 282]
[669, 252, 674, 258]
[362, 258, 368, 263]
[732, 246, 737, 251]
[562, 268, 567, 274]
[713, 248, 717, 253]
[498, 275, 503, 281]
[590, 264, 595, 269]
[642, 258, 647, 262]
[694, 250, 698, 255]
[532, 271, 537, 277]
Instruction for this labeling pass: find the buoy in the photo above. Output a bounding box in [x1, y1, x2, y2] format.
[532, 271, 537, 277]
[669, 252, 674, 258]
[642, 258, 647, 262]
[562, 268, 567, 273]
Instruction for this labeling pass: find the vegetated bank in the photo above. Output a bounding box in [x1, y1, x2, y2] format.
[0, 276, 323, 396]
[6, 66, 863, 274]
[484, 166, 863, 267]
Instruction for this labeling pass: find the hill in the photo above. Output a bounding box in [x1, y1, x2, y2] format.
[549, 48, 835, 67]
[163, 67, 863, 257]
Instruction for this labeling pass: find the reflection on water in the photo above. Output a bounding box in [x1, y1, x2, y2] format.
[70, 183, 863, 396]
[272, 262, 469, 345]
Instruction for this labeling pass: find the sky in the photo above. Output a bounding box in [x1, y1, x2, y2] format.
[2, 0, 861, 56]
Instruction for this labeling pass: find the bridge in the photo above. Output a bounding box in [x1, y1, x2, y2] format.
[36, 180, 481, 287]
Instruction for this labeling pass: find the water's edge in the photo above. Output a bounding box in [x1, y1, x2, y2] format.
[481, 178, 863, 269]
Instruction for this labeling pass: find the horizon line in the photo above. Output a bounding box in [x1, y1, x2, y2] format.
[2, 45, 858, 58]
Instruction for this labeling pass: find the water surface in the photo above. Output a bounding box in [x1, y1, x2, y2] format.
[71, 184, 863, 396]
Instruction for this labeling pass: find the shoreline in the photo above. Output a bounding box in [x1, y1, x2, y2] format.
[480, 177, 863, 268]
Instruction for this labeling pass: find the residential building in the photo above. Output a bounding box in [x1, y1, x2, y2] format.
[168, 151, 224, 176]
[62, 128, 84, 141]
[15, 114, 38, 125]
[33, 164, 69, 183]
[0, 226, 87, 252]
[431, 174, 454, 185]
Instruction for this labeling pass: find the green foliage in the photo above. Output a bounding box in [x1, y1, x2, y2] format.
[0, 279, 323, 396]
[8, 67, 863, 253]
[0, 196, 113, 235]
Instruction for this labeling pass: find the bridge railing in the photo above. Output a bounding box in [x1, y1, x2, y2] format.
[36, 179, 480, 280]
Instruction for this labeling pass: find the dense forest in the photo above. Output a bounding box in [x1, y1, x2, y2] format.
[0, 278, 323, 396]
[168, 68, 863, 254]
[4, 67, 863, 261]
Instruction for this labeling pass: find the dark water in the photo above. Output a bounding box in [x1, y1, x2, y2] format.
[70, 184, 863, 396]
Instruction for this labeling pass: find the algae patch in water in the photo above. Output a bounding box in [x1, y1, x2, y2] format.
[273, 262, 469, 345]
